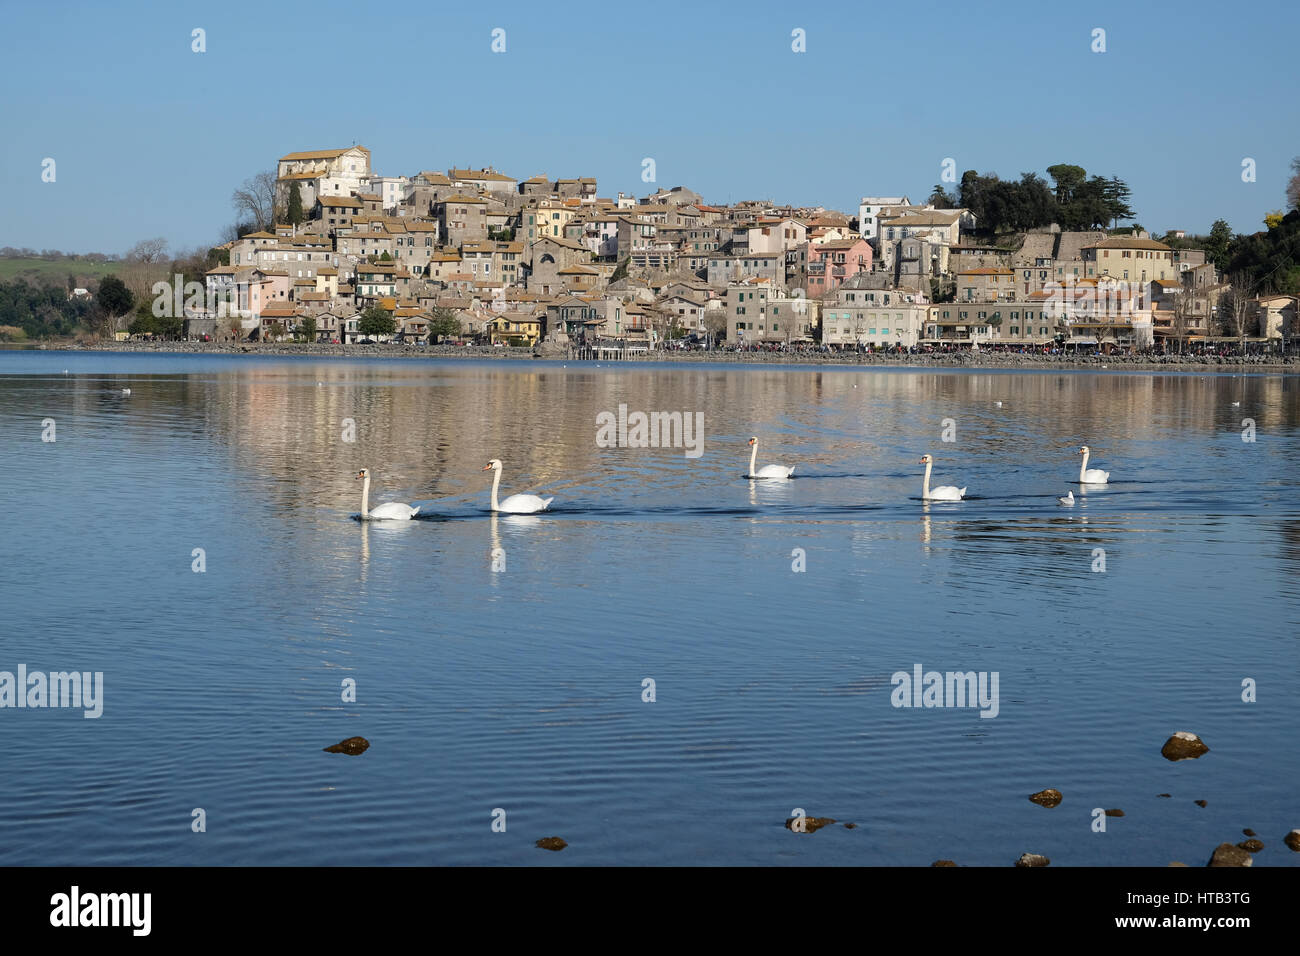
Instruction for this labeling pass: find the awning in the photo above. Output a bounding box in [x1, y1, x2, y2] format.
[1067, 336, 1099, 345]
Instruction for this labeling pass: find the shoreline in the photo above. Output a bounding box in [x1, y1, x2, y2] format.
[19, 340, 1300, 372]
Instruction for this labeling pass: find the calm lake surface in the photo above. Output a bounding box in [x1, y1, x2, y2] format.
[1, 351, 1297, 866]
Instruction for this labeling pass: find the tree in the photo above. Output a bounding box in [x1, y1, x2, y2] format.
[1169, 279, 1198, 353]
[287, 181, 304, 227]
[297, 315, 317, 342]
[927, 185, 956, 209]
[358, 307, 395, 338]
[428, 307, 461, 342]
[1046, 164, 1087, 205]
[267, 321, 286, 341]
[232, 171, 279, 232]
[1222, 273, 1256, 352]
[1265, 211, 1285, 229]
[379, 251, 392, 262]
[121, 237, 170, 305]
[1204, 219, 1233, 271]
[1287, 156, 1300, 213]
[609, 257, 630, 283]
[1102, 177, 1135, 228]
[229, 318, 243, 342]
[96, 275, 134, 332]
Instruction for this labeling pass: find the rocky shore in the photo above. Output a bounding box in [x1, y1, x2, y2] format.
[39, 340, 1300, 372]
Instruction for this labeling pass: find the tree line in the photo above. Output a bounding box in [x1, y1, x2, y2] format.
[928, 164, 1136, 233]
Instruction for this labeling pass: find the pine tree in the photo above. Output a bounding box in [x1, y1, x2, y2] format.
[287, 182, 304, 227]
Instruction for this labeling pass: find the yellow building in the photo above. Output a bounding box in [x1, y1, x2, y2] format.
[488, 311, 542, 346]
[1082, 237, 1177, 284]
[525, 200, 577, 242]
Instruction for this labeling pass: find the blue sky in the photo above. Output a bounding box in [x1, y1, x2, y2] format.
[2, 0, 1296, 254]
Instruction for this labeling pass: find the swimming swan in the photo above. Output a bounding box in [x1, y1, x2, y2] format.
[484, 459, 553, 514]
[357, 469, 418, 520]
[1078, 446, 1110, 484]
[747, 437, 795, 479]
[920, 454, 965, 501]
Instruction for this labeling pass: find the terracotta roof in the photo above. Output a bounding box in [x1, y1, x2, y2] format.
[279, 147, 367, 162]
[449, 168, 515, 183]
[1086, 237, 1173, 251]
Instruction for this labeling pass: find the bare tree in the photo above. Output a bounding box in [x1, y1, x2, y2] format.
[1222, 274, 1256, 353]
[1169, 279, 1197, 354]
[1287, 156, 1300, 213]
[232, 171, 279, 233]
[121, 237, 170, 306]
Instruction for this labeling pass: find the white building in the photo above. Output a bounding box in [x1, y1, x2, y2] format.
[858, 196, 910, 242]
[366, 176, 411, 212]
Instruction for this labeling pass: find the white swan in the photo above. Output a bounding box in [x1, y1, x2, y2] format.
[747, 437, 795, 479]
[1078, 446, 1110, 484]
[357, 468, 418, 520]
[484, 459, 553, 514]
[920, 454, 966, 501]
[1058, 490, 1074, 506]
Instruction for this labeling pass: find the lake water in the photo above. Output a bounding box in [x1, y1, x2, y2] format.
[1, 350, 1297, 866]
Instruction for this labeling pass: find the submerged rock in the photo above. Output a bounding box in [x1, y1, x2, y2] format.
[1243, 828, 1257, 837]
[1029, 789, 1063, 808]
[1105, 809, 1125, 817]
[536, 837, 567, 851]
[1016, 853, 1050, 867]
[1284, 830, 1300, 852]
[931, 860, 957, 867]
[1157, 793, 1172, 798]
[323, 736, 370, 755]
[785, 816, 836, 833]
[843, 822, 857, 829]
[1207, 843, 1252, 867]
[1237, 839, 1264, 853]
[1194, 800, 1208, 808]
[1168, 862, 1189, 867]
[1161, 732, 1209, 761]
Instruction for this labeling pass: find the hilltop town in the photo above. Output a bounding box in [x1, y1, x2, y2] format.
[178, 146, 1294, 355]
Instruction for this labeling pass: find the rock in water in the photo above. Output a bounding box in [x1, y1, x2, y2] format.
[536, 837, 567, 851]
[1029, 789, 1063, 808]
[1194, 800, 1208, 808]
[1105, 809, 1125, 817]
[1284, 830, 1300, 852]
[1236, 839, 1264, 853]
[1016, 853, 1050, 867]
[323, 736, 370, 755]
[931, 860, 958, 867]
[785, 816, 836, 833]
[1161, 732, 1209, 761]
[1207, 843, 1252, 867]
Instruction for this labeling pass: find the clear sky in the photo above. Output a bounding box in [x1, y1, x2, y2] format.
[2, 0, 1296, 254]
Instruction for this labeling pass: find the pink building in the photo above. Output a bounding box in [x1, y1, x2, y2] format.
[806, 237, 872, 297]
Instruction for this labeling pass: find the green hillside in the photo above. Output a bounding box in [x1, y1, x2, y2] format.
[0, 258, 119, 284]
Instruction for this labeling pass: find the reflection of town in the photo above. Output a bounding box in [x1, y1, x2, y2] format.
[59, 365, 1289, 518]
